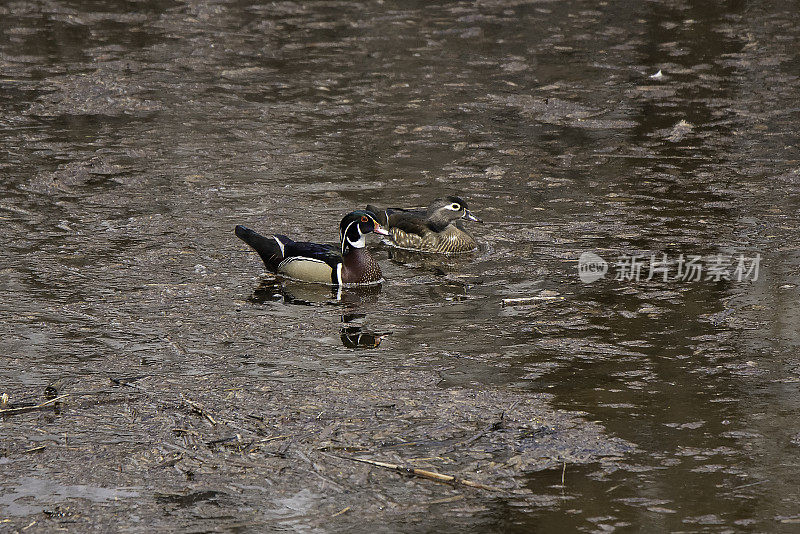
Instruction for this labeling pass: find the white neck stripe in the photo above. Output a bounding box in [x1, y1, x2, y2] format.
[341, 220, 356, 254]
[347, 234, 366, 249]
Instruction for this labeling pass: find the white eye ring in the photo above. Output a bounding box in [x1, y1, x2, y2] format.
[448, 203, 461, 211]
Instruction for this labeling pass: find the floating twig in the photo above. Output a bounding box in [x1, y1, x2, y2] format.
[337, 455, 504, 492]
[295, 450, 346, 492]
[463, 418, 503, 448]
[182, 397, 218, 425]
[0, 394, 69, 416]
[331, 506, 351, 518]
[442, 415, 504, 454]
[426, 495, 465, 505]
[110, 376, 150, 391]
[502, 296, 563, 307]
[259, 434, 292, 443]
[502, 297, 538, 306]
[112, 377, 220, 426]
[593, 154, 711, 160]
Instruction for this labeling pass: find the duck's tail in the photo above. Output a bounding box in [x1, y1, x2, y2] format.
[235, 225, 285, 272]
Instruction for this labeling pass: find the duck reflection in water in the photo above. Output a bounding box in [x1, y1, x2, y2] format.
[247, 277, 382, 306]
[246, 278, 390, 348]
[340, 312, 391, 349]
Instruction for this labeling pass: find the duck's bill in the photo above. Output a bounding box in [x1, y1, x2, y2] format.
[463, 210, 483, 223]
[373, 225, 390, 236]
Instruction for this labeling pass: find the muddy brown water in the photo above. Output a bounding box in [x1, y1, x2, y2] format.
[2, 0, 800, 532]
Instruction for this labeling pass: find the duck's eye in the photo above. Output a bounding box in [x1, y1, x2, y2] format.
[449, 203, 461, 211]
[361, 215, 369, 223]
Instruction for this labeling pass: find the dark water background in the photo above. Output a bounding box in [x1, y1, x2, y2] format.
[2, 0, 800, 531]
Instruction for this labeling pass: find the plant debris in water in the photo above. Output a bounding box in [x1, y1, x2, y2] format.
[2, 369, 630, 531]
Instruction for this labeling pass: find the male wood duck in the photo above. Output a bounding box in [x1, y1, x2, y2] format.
[235, 210, 388, 286]
[366, 196, 482, 254]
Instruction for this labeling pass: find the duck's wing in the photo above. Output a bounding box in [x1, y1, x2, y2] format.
[387, 208, 427, 227]
[365, 205, 427, 227]
[387, 207, 426, 218]
[281, 240, 341, 266]
[385, 213, 431, 237]
[276, 240, 342, 284]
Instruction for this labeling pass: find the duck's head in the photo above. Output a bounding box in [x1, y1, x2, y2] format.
[340, 210, 389, 254]
[427, 196, 482, 228]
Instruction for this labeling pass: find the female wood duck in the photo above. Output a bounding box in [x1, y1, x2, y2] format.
[366, 196, 482, 254]
[235, 211, 388, 286]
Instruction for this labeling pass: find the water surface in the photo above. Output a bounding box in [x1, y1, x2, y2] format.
[2, 0, 800, 531]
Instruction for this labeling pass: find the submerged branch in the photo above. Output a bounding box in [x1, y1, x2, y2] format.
[335, 455, 504, 492]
